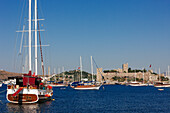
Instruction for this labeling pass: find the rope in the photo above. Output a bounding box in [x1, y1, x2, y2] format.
[13, 0, 26, 72]
[92, 57, 105, 81]
[38, 14, 45, 77]
[0, 89, 7, 94]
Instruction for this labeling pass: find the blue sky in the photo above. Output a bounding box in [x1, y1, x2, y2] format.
[0, 0, 170, 74]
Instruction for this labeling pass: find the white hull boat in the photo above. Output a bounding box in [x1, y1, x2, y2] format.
[154, 82, 170, 88]
[74, 85, 101, 90]
[6, 0, 53, 104]
[50, 84, 66, 87]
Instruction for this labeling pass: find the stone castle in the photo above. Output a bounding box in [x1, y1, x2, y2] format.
[97, 63, 163, 83]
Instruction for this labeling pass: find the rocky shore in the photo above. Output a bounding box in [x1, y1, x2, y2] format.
[0, 70, 22, 80]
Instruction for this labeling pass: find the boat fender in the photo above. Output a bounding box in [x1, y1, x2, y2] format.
[29, 86, 33, 89]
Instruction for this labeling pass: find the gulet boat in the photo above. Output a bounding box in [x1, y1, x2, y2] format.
[7, 72, 53, 103]
[73, 82, 101, 90]
[72, 56, 102, 90]
[6, 0, 53, 104]
[154, 82, 170, 88]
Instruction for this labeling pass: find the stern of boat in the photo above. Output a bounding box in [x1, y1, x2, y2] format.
[6, 85, 39, 104]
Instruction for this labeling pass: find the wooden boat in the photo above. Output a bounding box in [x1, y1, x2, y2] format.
[128, 81, 148, 86]
[6, 0, 53, 104]
[154, 82, 170, 87]
[128, 71, 148, 86]
[74, 84, 101, 90]
[128, 81, 142, 86]
[71, 81, 102, 90]
[138, 83, 148, 86]
[50, 81, 67, 87]
[7, 72, 53, 104]
[72, 56, 102, 90]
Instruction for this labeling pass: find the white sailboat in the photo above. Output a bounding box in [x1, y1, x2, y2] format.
[129, 71, 141, 86]
[50, 67, 67, 87]
[6, 0, 53, 104]
[139, 69, 148, 86]
[154, 68, 170, 87]
[73, 56, 101, 90]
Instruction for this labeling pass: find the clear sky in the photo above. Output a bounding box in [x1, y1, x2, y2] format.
[0, 0, 170, 74]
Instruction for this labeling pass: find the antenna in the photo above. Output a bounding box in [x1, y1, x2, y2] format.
[91, 56, 93, 81]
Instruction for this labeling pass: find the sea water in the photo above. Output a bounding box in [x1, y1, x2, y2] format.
[0, 85, 170, 113]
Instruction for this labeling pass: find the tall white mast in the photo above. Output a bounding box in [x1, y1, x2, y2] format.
[135, 71, 136, 82]
[159, 68, 160, 82]
[29, 0, 32, 71]
[91, 56, 93, 81]
[58, 68, 60, 74]
[54, 68, 56, 74]
[168, 65, 169, 79]
[143, 68, 144, 84]
[54, 68, 56, 82]
[35, 0, 38, 75]
[62, 66, 64, 81]
[48, 67, 50, 76]
[80, 56, 82, 81]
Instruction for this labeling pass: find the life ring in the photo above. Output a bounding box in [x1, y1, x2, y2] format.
[29, 86, 33, 89]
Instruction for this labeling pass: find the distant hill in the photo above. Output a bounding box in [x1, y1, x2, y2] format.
[0, 70, 22, 80]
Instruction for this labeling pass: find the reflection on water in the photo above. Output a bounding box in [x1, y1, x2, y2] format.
[6, 101, 52, 113]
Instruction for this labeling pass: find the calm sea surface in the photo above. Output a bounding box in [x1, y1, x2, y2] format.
[0, 85, 170, 113]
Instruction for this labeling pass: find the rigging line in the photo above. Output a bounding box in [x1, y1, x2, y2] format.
[18, 24, 26, 72]
[20, 34, 27, 73]
[19, 25, 25, 55]
[13, 31, 19, 72]
[23, 34, 28, 73]
[13, 0, 26, 72]
[37, 13, 45, 77]
[38, 0, 45, 19]
[92, 57, 105, 81]
[18, 0, 26, 30]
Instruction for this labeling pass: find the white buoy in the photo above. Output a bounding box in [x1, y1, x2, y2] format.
[158, 89, 164, 91]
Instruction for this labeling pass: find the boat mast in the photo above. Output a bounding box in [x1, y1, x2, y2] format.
[135, 71, 136, 82]
[54, 68, 56, 82]
[143, 68, 144, 84]
[35, 0, 38, 75]
[168, 65, 169, 79]
[91, 56, 93, 81]
[29, 0, 32, 72]
[80, 56, 82, 81]
[159, 68, 160, 82]
[62, 66, 64, 81]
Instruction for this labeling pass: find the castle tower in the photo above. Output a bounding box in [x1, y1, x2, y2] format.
[122, 63, 128, 73]
[97, 68, 103, 82]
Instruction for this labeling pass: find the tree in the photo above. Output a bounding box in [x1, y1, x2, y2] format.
[128, 68, 132, 72]
[143, 68, 147, 73]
